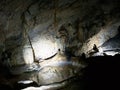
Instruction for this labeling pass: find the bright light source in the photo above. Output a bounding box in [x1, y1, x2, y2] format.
[104, 51, 118, 56]
[22, 81, 66, 90]
[99, 47, 103, 53]
[18, 80, 33, 84]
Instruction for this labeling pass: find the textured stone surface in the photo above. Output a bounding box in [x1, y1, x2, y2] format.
[78, 22, 120, 56]
[0, 0, 120, 89]
[9, 52, 86, 85]
[0, 0, 120, 66]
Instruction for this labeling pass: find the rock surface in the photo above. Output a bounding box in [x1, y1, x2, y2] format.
[0, 0, 120, 66]
[0, 0, 120, 89]
[9, 52, 86, 85]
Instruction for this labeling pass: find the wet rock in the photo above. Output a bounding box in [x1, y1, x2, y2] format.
[14, 80, 38, 90]
[9, 52, 86, 87]
[0, 0, 120, 88]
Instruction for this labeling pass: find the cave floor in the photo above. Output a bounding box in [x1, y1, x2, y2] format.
[0, 55, 120, 90]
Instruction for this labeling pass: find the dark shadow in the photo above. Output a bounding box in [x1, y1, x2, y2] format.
[83, 54, 120, 90]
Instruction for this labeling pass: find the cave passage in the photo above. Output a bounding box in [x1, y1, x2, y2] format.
[0, 0, 120, 90]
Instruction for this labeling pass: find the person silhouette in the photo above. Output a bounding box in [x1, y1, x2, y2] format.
[93, 44, 99, 52]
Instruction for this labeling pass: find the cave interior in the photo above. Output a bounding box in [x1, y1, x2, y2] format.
[0, 0, 120, 90]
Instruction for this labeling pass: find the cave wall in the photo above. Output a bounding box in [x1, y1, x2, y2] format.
[0, 0, 120, 66]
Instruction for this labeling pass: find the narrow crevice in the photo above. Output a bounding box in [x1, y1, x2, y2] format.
[21, 12, 36, 63]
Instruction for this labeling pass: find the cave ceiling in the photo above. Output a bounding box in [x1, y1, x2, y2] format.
[0, 0, 120, 57]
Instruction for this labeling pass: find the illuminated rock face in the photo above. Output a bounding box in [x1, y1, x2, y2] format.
[78, 23, 120, 56]
[27, 25, 59, 60]
[0, 0, 120, 66]
[0, 0, 120, 89]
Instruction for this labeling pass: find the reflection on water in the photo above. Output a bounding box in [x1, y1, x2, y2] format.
[6, 52, 86, 90]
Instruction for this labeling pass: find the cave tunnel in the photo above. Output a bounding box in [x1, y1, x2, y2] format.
[0, 0, 120, 90]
